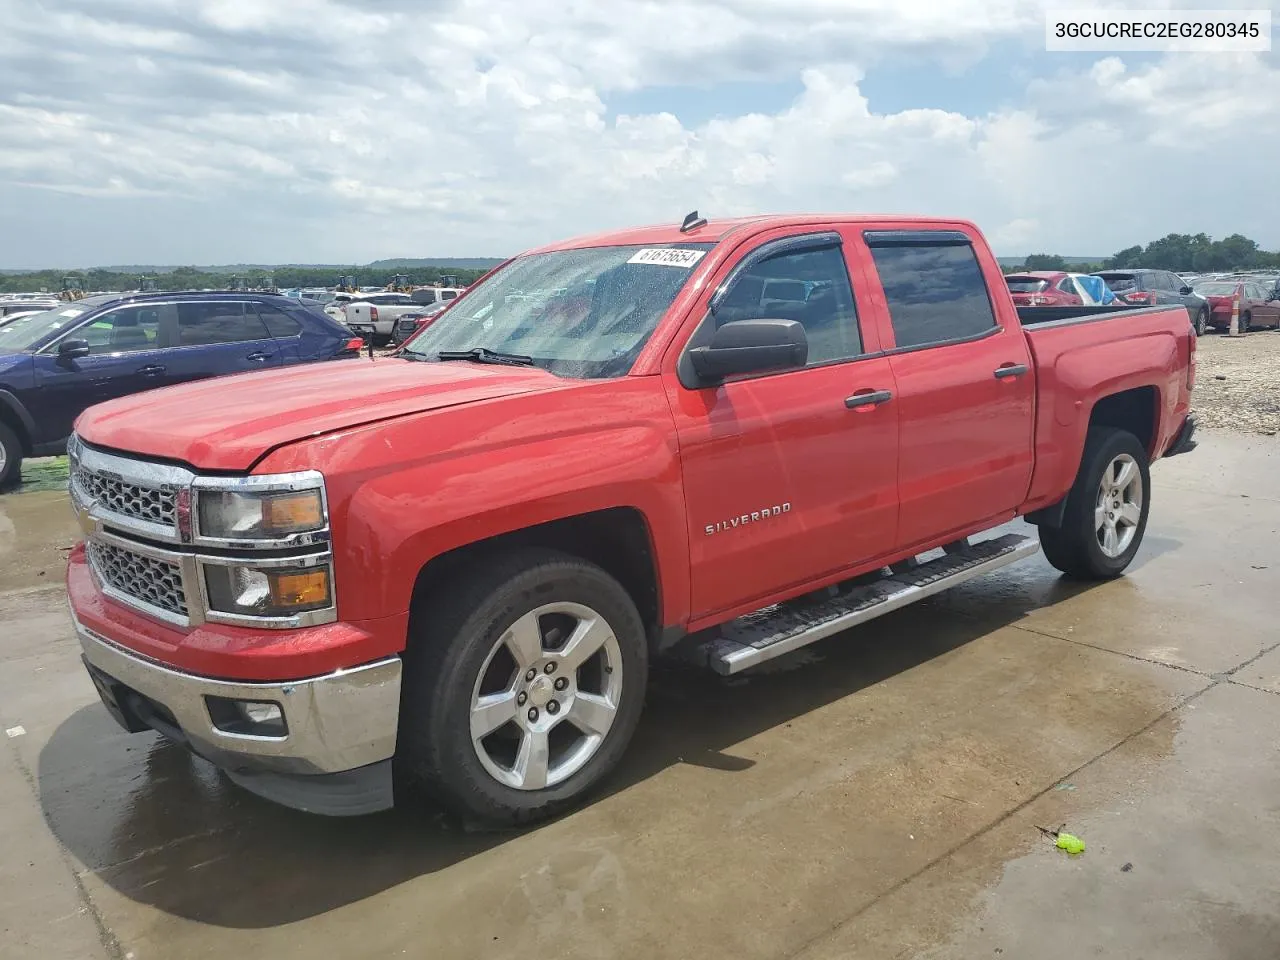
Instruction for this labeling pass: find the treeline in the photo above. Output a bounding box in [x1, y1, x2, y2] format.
[0, 264, 489, 294]
[1007, 233, 1280, 275]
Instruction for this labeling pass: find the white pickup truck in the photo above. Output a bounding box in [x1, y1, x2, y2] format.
[342, 293, 422, 344]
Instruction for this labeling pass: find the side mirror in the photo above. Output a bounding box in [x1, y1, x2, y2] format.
[58, 339, 91, 360]
[688, 319, 807, 383]
[1179, 286, 1194, 295]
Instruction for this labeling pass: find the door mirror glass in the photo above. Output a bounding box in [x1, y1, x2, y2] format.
[58, 338, 91, 359]
[1179, 285, 1194, 295]
[688, 319, 808, 383]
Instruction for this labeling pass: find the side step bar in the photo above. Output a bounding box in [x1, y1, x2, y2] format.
[687, 533, 1040, 675]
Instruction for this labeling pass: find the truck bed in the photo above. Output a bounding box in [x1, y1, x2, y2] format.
[1020, 304, 1194, 513]
[1015, 304, 1171, 326]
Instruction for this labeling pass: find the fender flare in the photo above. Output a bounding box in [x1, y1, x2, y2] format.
[0, 389, 35, 448]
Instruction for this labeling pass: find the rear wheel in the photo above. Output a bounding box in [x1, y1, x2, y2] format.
[0, 422, 22, 488]
[1240, 311, 1252, 334]
[1039, 427, 1151, 580]
[396, 548, 648, 825]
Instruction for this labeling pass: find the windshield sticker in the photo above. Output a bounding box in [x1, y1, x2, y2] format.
[627, 248, 706, 268]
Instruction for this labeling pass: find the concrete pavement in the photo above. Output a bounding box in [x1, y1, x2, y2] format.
[1, 429, 1277, 959]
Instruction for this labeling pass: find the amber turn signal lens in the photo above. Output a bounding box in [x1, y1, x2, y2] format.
[269, 570, 331, 608]
[263, 493, 324, 533]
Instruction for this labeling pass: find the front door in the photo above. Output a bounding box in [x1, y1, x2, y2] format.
[32, 304, 170, 444]
[858, 229, 1036, 550]
[667, 231, 900, 621]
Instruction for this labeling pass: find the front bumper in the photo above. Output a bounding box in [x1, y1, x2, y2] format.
[74, 613, 402, 815]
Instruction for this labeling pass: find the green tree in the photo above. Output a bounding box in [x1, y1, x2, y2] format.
[1023, 253, 1068, 271]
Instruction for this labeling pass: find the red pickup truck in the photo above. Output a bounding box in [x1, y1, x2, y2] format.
[66, 214, 1198, 824]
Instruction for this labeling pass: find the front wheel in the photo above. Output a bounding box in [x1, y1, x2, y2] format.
[1039, 427, 1151, 580]
[0, 421, 22, 488]
[396, 548, 648, 825]
[1195, 307, 1208, 336]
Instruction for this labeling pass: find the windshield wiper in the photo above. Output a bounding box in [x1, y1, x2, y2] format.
[436, 346, 534, 366]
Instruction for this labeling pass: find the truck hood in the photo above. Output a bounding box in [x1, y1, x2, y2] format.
[74, 357, 567, 470]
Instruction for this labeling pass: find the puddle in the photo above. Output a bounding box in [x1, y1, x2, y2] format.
[13, 456, 69, 494]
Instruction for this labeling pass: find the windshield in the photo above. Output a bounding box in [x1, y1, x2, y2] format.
[1005, 277, 1049, 293]
[402, 243, 715, 378]
[1193, 282, 1241, 296]
[0, 304, 94, 352]
[1096, 273, 1137, 291]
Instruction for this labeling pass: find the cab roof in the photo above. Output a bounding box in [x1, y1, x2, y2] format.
[524, 214, 980, 255]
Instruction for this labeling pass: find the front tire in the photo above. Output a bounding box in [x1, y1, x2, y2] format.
[1195, 307, 1208, 337]
[1039, 427, 1151, 580]
[396, 548, 648, 825]
[0, 421, 22, 488]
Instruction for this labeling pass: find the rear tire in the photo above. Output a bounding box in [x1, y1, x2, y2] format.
[1039, 427, 1151, 580]
[396, 548, 648, 826]
[0, 422, 22, 488]
[1240, 311, 1252, 334]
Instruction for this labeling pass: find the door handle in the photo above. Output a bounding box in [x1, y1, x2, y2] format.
[993, 364, 1028, 379]
[845, 389, 892, 409]
[136, 365, 165, 377]
[246, 351, 272, 362]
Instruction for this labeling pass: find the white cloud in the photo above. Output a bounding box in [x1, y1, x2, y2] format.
[0, 0, 1275, 266]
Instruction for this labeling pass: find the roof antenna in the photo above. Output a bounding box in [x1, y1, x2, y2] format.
[680, 210, 707, 233]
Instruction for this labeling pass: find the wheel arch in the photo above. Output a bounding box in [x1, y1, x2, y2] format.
[0, 390, 34, 456]
[408, 507, 665, 650]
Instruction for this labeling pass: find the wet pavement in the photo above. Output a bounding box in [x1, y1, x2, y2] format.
[1, 431, 1278, 959]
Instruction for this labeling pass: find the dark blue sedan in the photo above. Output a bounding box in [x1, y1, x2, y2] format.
[0, 292, 362, 485]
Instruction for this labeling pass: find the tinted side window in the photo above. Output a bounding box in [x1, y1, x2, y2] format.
[716, 244, 862, 364]
[254, 304, 303, 337]
[76, 305, 169, 355]
[1057, 276, 1079, 297]
[176, 302, 270, 346]
[868, 242, 997, 348]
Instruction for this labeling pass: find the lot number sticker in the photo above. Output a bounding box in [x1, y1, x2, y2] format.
[627, 248, 706, 268]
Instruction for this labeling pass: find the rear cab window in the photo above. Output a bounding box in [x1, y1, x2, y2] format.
[864, 232, 997, 349]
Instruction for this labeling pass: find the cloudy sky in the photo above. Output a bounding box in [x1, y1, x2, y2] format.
[0, 0, 1276, 267]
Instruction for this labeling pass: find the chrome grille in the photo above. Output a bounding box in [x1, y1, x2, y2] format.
[75, 466, 177, 527]
[88, 541, 188, 619]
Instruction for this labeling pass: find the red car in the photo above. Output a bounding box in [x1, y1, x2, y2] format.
[66, 213, 1197, 824]
[1004, 271, 1084, 307]
[1191, 279, 1280, 333]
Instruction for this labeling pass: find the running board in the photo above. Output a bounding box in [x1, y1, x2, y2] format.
[687, 533, 1040, 675]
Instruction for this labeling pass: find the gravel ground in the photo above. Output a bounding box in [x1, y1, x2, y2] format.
[1192, 329, 1280, 435]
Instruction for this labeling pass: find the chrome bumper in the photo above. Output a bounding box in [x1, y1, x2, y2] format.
[74, 617, 401, 778]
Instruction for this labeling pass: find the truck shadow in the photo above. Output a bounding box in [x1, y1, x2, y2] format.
[36, 542, 1178, 929]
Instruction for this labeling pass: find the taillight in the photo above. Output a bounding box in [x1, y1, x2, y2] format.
[345, 337, 364, 352]
[1123, 291, 1154, 304]
[370, 306, 379, 321]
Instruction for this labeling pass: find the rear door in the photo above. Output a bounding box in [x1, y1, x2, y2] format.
[858, 227, 1035, 551]
[31, 303, 171, 443]
[253, 301, 309, 362]
[1247, 282, 1280, 327]
[159, 301, 283, 387]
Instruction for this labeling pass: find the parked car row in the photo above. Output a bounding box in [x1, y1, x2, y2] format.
[1190, 276, 1280, 332]
[0, 292, 363, 485]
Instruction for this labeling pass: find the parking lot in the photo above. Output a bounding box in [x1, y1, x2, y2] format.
[3, 372, 1279, 958]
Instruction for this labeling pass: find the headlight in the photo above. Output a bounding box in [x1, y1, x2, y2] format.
[204, 560, 333, 618]
[197, 488, 325, 540]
